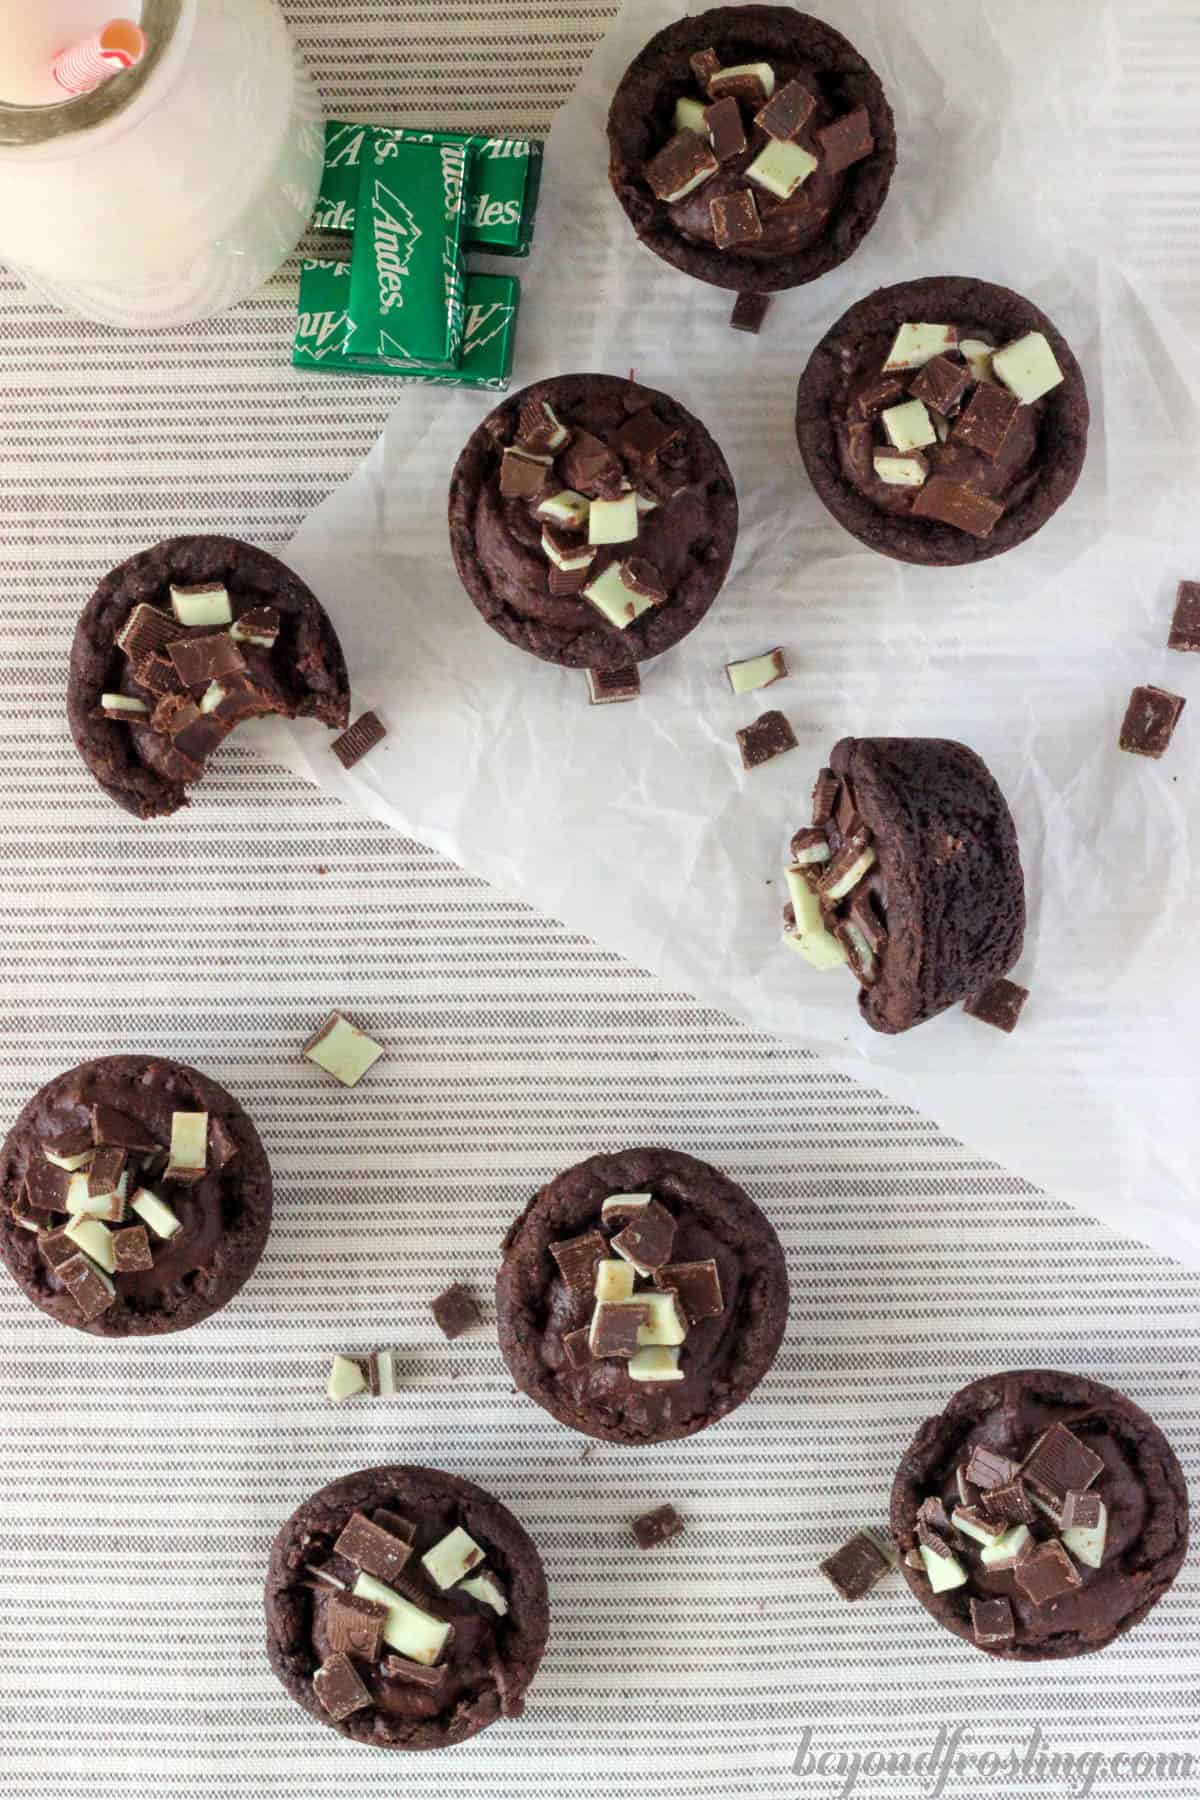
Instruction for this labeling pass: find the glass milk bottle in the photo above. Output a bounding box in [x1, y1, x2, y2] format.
[0, 0, 324, 328]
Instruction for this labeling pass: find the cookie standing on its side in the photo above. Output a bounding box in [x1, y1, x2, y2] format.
[607, 6, 896, 294]
[495, 1147, 789, 1444]
[449, 373, 738, 672]
[265, 1464, 550, 1750]
[890, 1370, 1189, 1659]
[0, 1055, 272, 1336]
[68, 534, 351, 818]
[796, 276, 1090, 565]
[781, 737, 1026, 1035]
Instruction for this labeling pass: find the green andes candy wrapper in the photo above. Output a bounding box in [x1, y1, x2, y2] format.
[346, 133, 470, 372]
[315, 121, 542, 257]
[294, 260, 520, 390]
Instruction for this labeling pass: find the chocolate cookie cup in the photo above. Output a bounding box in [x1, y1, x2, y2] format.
[265, 1465, 550, 1751]
[891, 1371, 1189, 1661]
[448, 372, 738, 671]
[607, 6, 896, 295]
[68, 534, 351, 819]
[796, 276, 1090, 565]
[495, 1147, 789, 1445]
[782, 737, 1026, 1035]
[0, 1054, 272, 1337]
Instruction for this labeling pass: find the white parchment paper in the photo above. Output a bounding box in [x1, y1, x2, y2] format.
[263, 0, 1200, 1268]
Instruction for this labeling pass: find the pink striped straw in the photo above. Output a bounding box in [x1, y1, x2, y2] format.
[52, 19, 148, 96]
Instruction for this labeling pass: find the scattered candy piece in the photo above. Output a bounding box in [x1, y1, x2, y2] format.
[963, 977, 1029, 1034]
[737, 709, 798, 771]
[353, 1573, 452, 1664]
[1168, 581, 1200, 653]
[326, 1353, 367, 1403]
[332, 711, 387, 770]
[429, 1281, 482, 1339]
[632, 1503, 685, 1550]
[820, 1530, 896, 1600]
[1118, 684, 1186, 759]
[587, 665, 640, 705]
[303, 1011, 385, 1086]
[726, 648, 787, 694]
[313, 1652, 372, 1720]
[730, 292, 770, 335]
[991, 331, 1064, 404]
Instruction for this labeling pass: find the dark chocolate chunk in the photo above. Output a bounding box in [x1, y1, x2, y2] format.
[548, 1230, 607, 1292]
[705, 95, 747, 162]
[790, 825, 830, 864]
[1061, 1489, 1103, 1531]
[730, 292, 770, 335]
[516, 397, 571, 457]
[912, 476, 1005, 539]
[848, 890, 887, 956]
[372, 1508, 417, 1544]
[643, 130, 719, 205]
[57, 1252, 114, 1321]
[955, 1465, 978, 1509]
[112, 1225, 154, 1272]
[613, 409, 680, 464]
[632, 1503, 685, 1549]
[817, 107, 875, 174]
[1014, 1538, 1082, 1607]
[116, 603, 180, 664]
[326, 1591, 387, 1661]
[816, 826, 873, 896]
[43, 1126, 93, 1162]
[87, 1146, 126, 1197]
[653, 1258, 724, 1323]
[333, 1512, 413, 1582]
[621, 558, 668, 604]
[982, 1478, 1037, 1526]
[24, 1158, 69, 1215]
[167, 632, 247, 691]
[909, 354, 971, 418]
[755, 78, 817, 141]
[331, 710, 387, 770]
[11, 1199, 57, 1234]
[689, 47, 722, 90]
[970, 1595, 1016, 1646]
[231, 605, 280, 647]
[953, 381, 1020, 458]
[1168, 581, 1200, 653]
[819, 1531, 894, 1600]
[1119, 684, 1186, 758]
[208, 1116, 239, 1169]
[811, 767, 840, 825]
[736, 709, 798, 771]
[589, 1302, 650, 1358]
[133, 653, 184, 697]
[963, 977, 1029, 1034]
[561, 429, 622, 498]
[916, 1495, 953, 1535]
[610, 1196, 676, 1271]
[964, 1445, 1022, 1490]
[710, 188, 762, 250]
[855, 373, 909, 419]
[1021, 1421, 1105, 1506]
[839, 421, 874, 484]
[313, 1652, 371, 1721]
[587, 665, 640, 706]
[151, 692, 229, 762]
[429, 1281, 482, 1339]
[561, 1325, 593, 1368]
[709, 66, 772, 107]
[549, 564, 591, 597]
[499, 446, 553, 500]
[39, 1228, 78, 1269]
[382, 1654, 448, 1689]
[953, 1503, 1004, 1542]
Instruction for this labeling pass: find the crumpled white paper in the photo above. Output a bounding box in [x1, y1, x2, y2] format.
[261, 0, 1200, 1268]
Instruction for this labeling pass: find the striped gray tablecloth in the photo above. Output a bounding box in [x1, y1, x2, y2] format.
[0, 6, 1196, 1798]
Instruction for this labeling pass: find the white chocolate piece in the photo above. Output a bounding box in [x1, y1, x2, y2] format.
[65, 1172, 92, 1214]
[843, 921, 878, 983]
[746, 138, 817, 201]
[199, 682, 226, 714]
[790, 839, 831, 869]
[130, 1187, 182, 1239]
[980, 1523, 1032, 1569]
[919, 1543, 968, 1593]
[353, 1573, 452, 1665]
[727, 649, 786, 695]
[420, 1526, 486, 1590]
[595, 1258, 636, 1303]
[874, 451, 929, 487]
[64, 1215, 117, 1274]
[636, 1291, 686, 1347]
[710, 62, 776, 101]
[634, 492, 658, 516]
[44, 1146, 93, 1172]
[326, 1353, 366, 1403]
[588, 493, 640, 547]
[304, 1012, 385, 1087]
[960, 338, 995, 383]
[230, 616, 278, 647]
[1029, 1490, 1064, 1526]
[71, 1173, 127, 1221]
[674, 96, 708, 135]
[951, 1507, 1004, 1545]
[600, 1194, 651, 1219]
[536, 490, 590, 531]
[583, 562, 655, 631]
[541, 529, 595, 572]
[1062, 1501, 1107, 1570]
[881, 399, 937, 453]
[459, 1571, 508, 1615]
[628, 1346, 684, 1382]
[785, 867, 825, 936]
[170, 583, 233, 627]
[371, 1349, 397, 1397]
[101, 694, 149, 716]
[823, 846, 877, 901]
[991, 330, 1064, 404]
[882, 324, 958, 372]
[535, 402, 570, 450]
[167, 1111, 208, 1176]
[783, 928, 847, 971]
